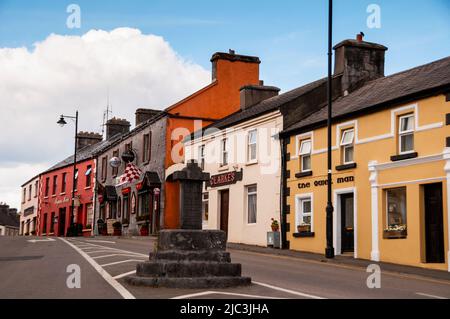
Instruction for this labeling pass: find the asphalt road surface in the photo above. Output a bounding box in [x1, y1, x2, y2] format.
[0, 236, 449, 299]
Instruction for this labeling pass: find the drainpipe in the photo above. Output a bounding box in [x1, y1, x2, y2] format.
[280, 136, 288, 249]
[93, 157, 99, 236]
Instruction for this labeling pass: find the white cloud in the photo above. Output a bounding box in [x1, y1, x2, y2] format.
[0, 27, 211, 209]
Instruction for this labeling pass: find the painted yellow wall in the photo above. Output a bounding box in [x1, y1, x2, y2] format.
[286, 94, 449, 270]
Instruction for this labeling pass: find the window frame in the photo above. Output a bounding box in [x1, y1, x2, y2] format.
[202, 192, 209, 225]
[85, 165, 92, 188]
[340, 129, 355, 164]
[247, 129, 257, 163]
[398, 114, 415, 154]
[299, 139, 312, 172]
[385, 187, 407, 232]
[101, 156, 108, 181]
[61, 173, 67, 194]
[44, 177, 50, 197]
[112, 149, 119, 177]
[28, 184, 32, 201]
[198, 145, 205, 170]
[142, 133, 151, 163]
[220, 138, 228, 167]
[246, 184, 257, 225]
[295, 194, 314, 232]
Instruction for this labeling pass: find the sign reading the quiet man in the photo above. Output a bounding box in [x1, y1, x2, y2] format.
[298, 175, 354, 189]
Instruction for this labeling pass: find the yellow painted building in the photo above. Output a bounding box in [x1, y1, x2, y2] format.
[281, 57, 450, 271]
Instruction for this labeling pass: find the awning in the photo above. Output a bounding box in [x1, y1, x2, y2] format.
[116, 163, 142, 187]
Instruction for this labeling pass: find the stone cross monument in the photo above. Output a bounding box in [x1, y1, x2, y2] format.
[126, 160, 251, 288]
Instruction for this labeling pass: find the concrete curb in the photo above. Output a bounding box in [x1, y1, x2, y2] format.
[227, 243, 450, 282]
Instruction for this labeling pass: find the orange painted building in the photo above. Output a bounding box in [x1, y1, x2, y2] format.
[163, 51, 261, 228]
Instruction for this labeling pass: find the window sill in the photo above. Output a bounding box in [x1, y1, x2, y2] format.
[245, 160, 258, 166]
[218, 165, 229, 172]
[60, 192, 66, 196]
[293, 232, 315, 238]
[383, 230, 407, 239]
[295, 171, 313, 178]
[390, 152, 418, 162]
[335, 163, 357, 171]
[84, 186, 91, 190]
[51, 194, 56, 198]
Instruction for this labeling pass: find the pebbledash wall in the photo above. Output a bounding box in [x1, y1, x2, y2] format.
[185, 110, 283, 246]
[283, 82, 450, 270]
[20, 175, 39, 235]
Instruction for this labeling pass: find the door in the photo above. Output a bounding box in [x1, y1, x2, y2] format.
[219, 190, 230, 235]
[424, 183, 445, 263]
[340, 193, 354, 253]
[58, 208, 66, 236]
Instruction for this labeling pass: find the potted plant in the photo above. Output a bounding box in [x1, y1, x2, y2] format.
[140, 222, 149, 236]
[271, 218, 279, 232]
[113, 221, 122, 236]
[383, 224, 407, 239]
[297, 223, 310, 233]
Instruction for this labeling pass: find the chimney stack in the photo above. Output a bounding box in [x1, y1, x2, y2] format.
[76, 131, 102, 151]
[135, 108, 162, 126]
[106, 118, 130, 140]
[210, 50, 261, 82]
[333, 34, 388, 94]
[239, 84, 280, 110]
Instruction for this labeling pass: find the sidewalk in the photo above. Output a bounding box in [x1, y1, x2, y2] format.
[227, 243, 450, 282]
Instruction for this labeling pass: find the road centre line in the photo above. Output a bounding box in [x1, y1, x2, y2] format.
[100, 259, 145, 267]
[59, 238, 135, 299]
[113, 270, 136, 279]
[171, 291, 284, 299]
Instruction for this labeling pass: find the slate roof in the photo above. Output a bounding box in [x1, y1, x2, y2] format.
[282, 56, 450, 135]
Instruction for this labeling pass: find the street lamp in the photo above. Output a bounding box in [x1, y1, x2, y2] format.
[325, 0, 335, 258]
[57, 111, 78, 236]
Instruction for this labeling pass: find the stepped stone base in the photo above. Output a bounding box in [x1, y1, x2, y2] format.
[125, 229, 251, 289]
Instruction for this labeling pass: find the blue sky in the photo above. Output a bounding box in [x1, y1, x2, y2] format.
[1, 0, 449, 91]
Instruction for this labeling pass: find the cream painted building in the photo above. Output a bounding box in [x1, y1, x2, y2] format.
[20, 175, 39, 235]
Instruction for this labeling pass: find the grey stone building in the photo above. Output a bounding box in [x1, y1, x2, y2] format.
[93, 109, 167, 236]
[0, 203, 20, 236]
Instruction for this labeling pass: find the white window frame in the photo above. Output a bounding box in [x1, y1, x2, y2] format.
[295, 193, 314, 232]
[299, 139, 312, 172]
[398, 114, 415, 154]
[340, 129, 355, 164]
[247, 129, 257, 163]
[220, 138, 228, 167]
[246, 184, 257, 225]
[198, 145, 205, 170]
[202, 192, 209, 226]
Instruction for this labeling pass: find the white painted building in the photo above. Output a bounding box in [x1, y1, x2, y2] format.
[185, 84, 283, 247]
[20, 175, 40, 235]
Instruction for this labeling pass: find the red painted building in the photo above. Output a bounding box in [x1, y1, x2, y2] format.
[37, 132, 103, 236]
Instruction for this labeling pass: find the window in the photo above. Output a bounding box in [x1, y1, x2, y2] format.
[117, 198, 122, 218]
[42, 213, 48, 234]
[50, 212, 55, 233]
[299, 139, 312, 172]
[28, 184, 32, 201]
[386, 187, 407, 231]
[86, 203, 94, 226]
[85, 165, 92, 188]
[340, 129, 355, 164]
[123, 195, 130, 223]
[112, 149, 119, 176]
[34, 180, 38, 197]
[22, 188, 26, 203]
[138, 191, 151, 218]
[246, 185, 257, 224]
[398, 114, 414, 154]
[296, 197, 312, 232]
[221, 138, 228, 166]
[101, 156, 107, 181]
[61, 173, 67, 193]
[202, 192, 209, 225]
[198, 145, 205, 170]
[143, 133, 151, 163]
[74, 169, 78, 191]
[52, 175, 57, 195]
[247, 130, 257, 162]
[45, 177, 50, 197]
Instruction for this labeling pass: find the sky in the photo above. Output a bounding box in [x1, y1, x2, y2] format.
[0, 0, 449, 209]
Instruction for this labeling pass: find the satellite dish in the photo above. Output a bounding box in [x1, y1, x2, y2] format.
[110, 157, 121, 168]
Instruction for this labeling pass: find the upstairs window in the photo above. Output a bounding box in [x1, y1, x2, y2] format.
[143, 133, 151, 163]
[299, 139, 312, 172]
[101, 156, 107, 181]
[221, 138, 228, 167]
[61, 173, 67, 193]
[44, 177, 50, 197]
[85, 165, 92, 188]
[28, 184, 32, 201]
[74, 169, 78, 192]
[398, 114, 414, 154]
[340, 129, 355, 164]
[34, 180, 38, 197]
[247, 130, 257, 162]
[198, 145, 205, 170]
[22, 188, 26, 203]
[52, 175, 57, 195]
[112, 149, 119, 176]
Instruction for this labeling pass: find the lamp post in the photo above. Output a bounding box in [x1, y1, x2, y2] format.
[325, 0, 335, 258]
[57, 111, 78, 236]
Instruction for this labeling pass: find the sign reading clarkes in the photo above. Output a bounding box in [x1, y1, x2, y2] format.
[206, 169, 243, 188]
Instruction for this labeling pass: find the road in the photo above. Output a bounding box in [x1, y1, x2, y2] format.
[0, 236, 449, 299]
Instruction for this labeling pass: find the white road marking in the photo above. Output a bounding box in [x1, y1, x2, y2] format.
[253, 281, 325, 299]
[86, 240, 116, 244]
[92, 254, 144, 259]
[27, 238, 56, 243]
[86, 250, 125, 254]
[171, 291, 284, 299]
[59, 237, 135, 299]
[70, 240, 147, 257]
[100, 259, 145, 267]
[113, 270, 136, 279]
[416, 292, 447, 299]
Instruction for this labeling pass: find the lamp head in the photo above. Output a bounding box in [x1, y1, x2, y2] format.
[57, 115, 67, 127]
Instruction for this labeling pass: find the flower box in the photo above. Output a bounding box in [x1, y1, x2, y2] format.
[82, 229, 92, 237]
[297, 224, 311, 233]
[383, 229, 407, 239]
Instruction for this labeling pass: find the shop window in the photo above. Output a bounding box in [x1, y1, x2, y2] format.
[246, 185, 257, 224]
[221, 138, 228, 167]
[61, 173, 67, 193]
[86, 204, 93, 227]
[198, 145, 205, 170]
[340, 129, 354, 164]
[384, 187, 407, 238]
[296, 196, 312, 233]
[117, 198, 122, 218]
[85, 165, 92, 187]
[138, 191, 151, 218]
[398, 114, 414, 154]
[247, 129, 257, 162]
[202, 192, 209, 225]
[299, 139, 312, 172]
[123, 195, 130, 224]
